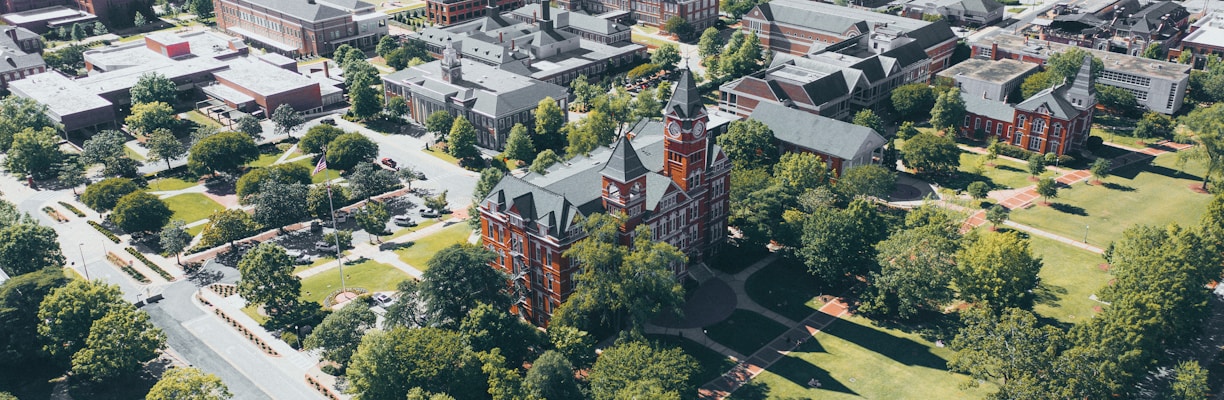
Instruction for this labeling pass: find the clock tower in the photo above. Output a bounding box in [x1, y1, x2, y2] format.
[663, 69, 708, 192]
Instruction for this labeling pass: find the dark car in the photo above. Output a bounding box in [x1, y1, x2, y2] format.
[380, 157, 398, 169]
[321, 118, 336, 126]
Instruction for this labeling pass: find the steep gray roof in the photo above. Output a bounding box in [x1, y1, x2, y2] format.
[754, 1, 869, 36]
[381, 58, 567, 116]
[950, 0, 1004, 14]
[667, 69, 702, 119]
[601, 135, 649, 182]
[239, 0, 366, 21]
[962, 92, 1016, 121]
[1015, 84, 1080, 119]
[750, 102, 886, 160]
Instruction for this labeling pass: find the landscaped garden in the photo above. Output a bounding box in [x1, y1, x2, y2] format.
[703, 310, 789, 356]
[1009, 153, 1212, 248]
[395, 223, 474, 269]
[744, 257, 828, 322]
[299, 259, 410, 305]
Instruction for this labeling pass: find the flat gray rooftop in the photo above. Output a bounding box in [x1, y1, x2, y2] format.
[10, 73, 111, 118]
[937, 58, 1038, 83]
[979, 34, 1191, 80]
[214, 58, 318, 96]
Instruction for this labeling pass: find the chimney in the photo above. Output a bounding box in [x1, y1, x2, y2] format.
[511, 39, 515, 50]
[991, 41, 999, 61]
[5, 28, 15, 44]
[499, 32, 504, 43]
[542, 0, 551, 21]
[323, 61, 330, 78]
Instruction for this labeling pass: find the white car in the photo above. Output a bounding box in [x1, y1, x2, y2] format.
[372, 293, 394, 306]
[392, 215, 417, 227]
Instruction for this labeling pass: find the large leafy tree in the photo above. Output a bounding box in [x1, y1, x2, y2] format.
[1095, 84, 1138, 116]
[348, 71, 383, 120]
[468, 167, 505, 228]
[325, 132, 379, 171]
[112, 191, 173, 233]
[718, 119, 777, 170]
[251, 180, 308, 231]
[902, 132, 960, 175]
[632, 87, 663, 121]
[306, 184, 350, 220]
[353, 200, 390, 242]
[0, 96, 59, 151]
[125, 101, 175, 136]
[697, 27, 723, 58]
[524, 350, 583, 400]
[861, 226, 957, 319]
[237, 243, 301, 317]
[530, 149, 562, 174]
[303, 301, 375, 367]
[347, 161, 400, 200]
[772, 152, 828, 192]
[130, 72, 177, 105]
[270, 104, 305, 138]
[503, 123, 536, 162]
[381, 279, 427, 330]
[235, 115, 263, 140]
[448, 116, 480, 160]
[37, 280, 126, 363]
[81, 130, 128, 170]
[891, 83, 935, 120]
[6, 127, 63, 179]
[534, 97, 566, 152]
[553, 213, 686, 333]
[1132, 112, 1175, 140]
[146, 129, 186, 169]
[385, 96, 409, 119]
[236, 163, 312, 202]
[955, 231, 1042, 310]
[795, 198, 888, 283]
[930, 88, 967, 132]
[160, 220, 192, 264]
[425, 110, 454, 137]
[949, 307, 1063, 392]
[852, 109, 885, 134]
[460, 302, 545, 368]
[348, 327, 487, 399]
[588, 340, 697, 400]
[299, 124, 344, 154]
[147, 367, 232, 400]
[188, 131, 259, 176]
[199, 209, 258, 248]
[651, 44, 681, 69]
[1047, 48, 1102, 83]
[1178, 103, 1224, 190]
[419, 244, 509, 328]
[0, 222, 65, 277]
[70, 305, 165, 381]
[1020, 70, 1062, 99]
[58, 156, 88, 195]
[0, 267, 68, 364]
[1035, 177, 1058, 204]
[835, 164, 896, 200]
[80, 177, 139, 211]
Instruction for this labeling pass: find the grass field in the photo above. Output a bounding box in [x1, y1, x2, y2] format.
[647, 334, 737, 386]
[423, 148, 461, 166]
[388, 219, 439, 240]
[147, 177, 198, 191]
[299, 259, 411, 305]
[1027, 235, 1110, 324]
[1009, 153, 1212, 248]
[241, 304, 270, 325]
[933, 151, 1055, 192]
[1091, 126, 1148, 149]
[290, 158, 344, 183]
[744, 257, 828, 322]
[163, 193, 225, 225]
[395, 223, 473, 270]
[184, 111, 221, 128]
[738, 316, 994, 399]
[186, 221, 208, 237]
[704, 310, 789, 356]
[250, 152, 282, 168]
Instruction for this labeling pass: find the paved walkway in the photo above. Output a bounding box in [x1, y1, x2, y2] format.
[293, 217, 461, 281]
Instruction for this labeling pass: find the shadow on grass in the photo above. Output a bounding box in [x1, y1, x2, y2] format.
[727, 380, 772, 400]
[380, 241, 414, 251]
[744, 257, 842, 322]
[996, 164, 1024, 173]
[708, 243, 770, 274]
[823, 318, 948, 370]
[1100, 182, 1136, 192]
[647, 334, 737, 385]
[704, 310, 789, 356]
[1033, 282, 1068, 308]
[766, 340, 859, 397]
[1049, 202, 1088, 216]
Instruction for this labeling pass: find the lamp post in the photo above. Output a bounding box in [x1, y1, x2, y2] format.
[77, 242, 90, 280]
[1083, 224, 1090, 243]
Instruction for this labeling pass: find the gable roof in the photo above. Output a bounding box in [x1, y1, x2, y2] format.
[601, 135, 649, 182]
[1015, 84, 1080, 119]
[963, 91, 1017, 121]
[750, 102, 886, 160]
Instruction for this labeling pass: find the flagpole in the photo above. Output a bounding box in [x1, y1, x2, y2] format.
[320, 149, 346, 297]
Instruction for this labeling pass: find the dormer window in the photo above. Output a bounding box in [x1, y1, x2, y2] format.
[630, 182, 642, 198]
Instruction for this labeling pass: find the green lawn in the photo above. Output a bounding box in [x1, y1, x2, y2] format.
[395, 223, 474, 269]
[422, 148, 461, 166]
[163, 193, 225, 225]
[738, 316, 994, 399]
[186, 222, 208, 237]
[1010, 153, 1212, 248]
[124, 146, 147, 162]
[250, 152, 283, 168]
[704, 310, 789, 356]
[744, 257, 828, 322]
[647, 335, 737, 386]
[147, 177, 199, 191]
[934, 151, 1054, 192]
[1091, 126, 1148, 149]
[241, 304, 270, 325]
[184, 111, 221, 128]
[290, 158, 343, 183]
[388, 219, 440, 240]
[631, 31, 671, 48]
[299, 259, 411, 305]
[1027, 235, 1110, 324]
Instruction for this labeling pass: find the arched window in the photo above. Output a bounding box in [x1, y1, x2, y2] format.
[1016, 115, 1027, 131]
[1052, 123, 1063, 138]
[1032, 119, 1046, 135]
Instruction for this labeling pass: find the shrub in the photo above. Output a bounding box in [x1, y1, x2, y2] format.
[996, 144, 1074, 165]
[58, 201, 86, 217]
[125, 247, 173, 281]
[89, 220, 121, 243]
[107, 252, 150, 283]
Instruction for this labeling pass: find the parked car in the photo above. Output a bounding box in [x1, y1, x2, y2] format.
[321, 118, 336, 126]
[392, 215, 417, 227]
[310, 221, 322, 233]
[380, 157, 398, 169]
[315, 241, 339, 253]
[415, 171, 428, 181]
[420, 208, 441, 218]
[372, 293, 394, 306]
[285, 250, 311, 265]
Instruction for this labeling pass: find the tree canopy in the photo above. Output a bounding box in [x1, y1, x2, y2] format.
[300, 124, 345, 154]
[147, 367, 232, 400]
[130, 72, 177, 105]
[930, 88, 967, 132]
[81, 177, 139, 212]
[954, 231, 1042, 310]
[112, 191, 173, 233]
[348, 327, 487, 399]
[718, 119, 777, 170]
[6, 127, 63, 179]
[188, 131, 259, 176]
[237, 243, 301, 317]
[271, 104, 305, 138]
[37, 280, 126, 363]
[902, 132, 960, 175]
[588, 339, 697, 400]
[325, 132, 379, 171]
[303, 301, 375, 367]
[70, 305, 165, 381]
[891, 83, 936, 120]
[420, 244, 509, 328]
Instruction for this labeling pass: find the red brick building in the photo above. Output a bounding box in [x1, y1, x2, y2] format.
[960, 55, 1096, 155]
[477, 70, 731, 326]
[425, 0, 522, 26]
[214, 0, 388, 57]
[556, 0, 718, 31]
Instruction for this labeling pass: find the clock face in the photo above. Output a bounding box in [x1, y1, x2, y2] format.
[667, 121, 682, 138]
[692, 121, 706, 138]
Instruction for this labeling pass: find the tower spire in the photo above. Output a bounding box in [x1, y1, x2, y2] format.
[1065, 54, 1096, 110]
[666, 68, 701, 119]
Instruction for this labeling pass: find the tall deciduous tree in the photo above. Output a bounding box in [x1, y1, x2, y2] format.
[1027, 153, 1046, 177]
[0, 96, 58, 152]
[795, 198, 888, 283]
[1095, 84, 1138, 116]
[347, 162, 400, 200]
[251, 180, 308, 231]
[534, 98, 566, 150]
[299, 124, 344, 154]
[588, 340, 697, 400]
[1178, 103, 1224, 190]
[651, 44, 681, 69]
[354, 200, 390, 242]
[718, 119, 777, 170]
[772, 152, 828, 193]
[188, 131, 259, 176]
[6, 127, 63, 179]
[81, 130, 128, 169]
[503, 123, 536, 162]
[697, 27, 723, 58]
[949, 307, 1062, 390]
[1047, 48, 1102, 83]
[632, 87, 663, 121]
[530, 149, 562, 174]
[147, 367, 232, 400]
[460, 302, 545, 367]
[861, 226, 957, 319]
[80, 177, 139, 211]
[425, 111, 454, 137]
[235, 115, 263, 140]
[1035, 177, 1058, 203]
[199, 209, 258, 248]
[325, 132, 379, 171]
[902, 132, 960, 175]
[1171, 360, 1209, 400]
[160, 220, 191, 264]
[930, 88, 967, 132]
[448, 116, 480, 160]
[58, 157, 88, 195]
[37, 280, 125, 363]
[146, 128, 185, 169]
[237, 243, 301, 317]
[835, 164, 896, 200]
[385, 96, 409, 119]
[270, 104, 304, 138]
[955, 231, 1042, 309]
[112, 191, 172, 233]
[0, 267, 68, 364]
[524, 350, 583, 400]
[130, 72, 177, 106]
[125, 101, 175, 136]
[891, 83, 936, 120]
[303, 301, 375, 366]
[70, 305, 165, 381]
[348, 327, 487, 399]
[418, 244, 507, 327]
[852, 109, 885, 134]
[236, 163, 311, 202]
[348, 72, 383, 120]
[0, 222, 65, 277]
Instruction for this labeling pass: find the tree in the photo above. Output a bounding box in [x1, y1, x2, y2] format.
[199, 209, 258, 248]
[632, 87, 663, 122]
[570, 75, 600, 108]
[237, 243, 301, 317]
[70, 305, 165, 381]
[530, 149, 562, 174]
[897, 121, 920, 140]
[986, 204, 1009, 228]
[719, 119, 777, 170]
[835, 164, 896, 200]
[0, 267, 69, 364]
[37, 280, 125, 363]
[92, 21, 107, 35]
[270, 104, 304, 138]
[160, 221, 191, 264]
[503, 123, 536, 162]
[1027, 153, 1045, 177]
[425, 111, 454, 137]
[534, 98, 566, 151]
[112, 191, 172, 233]
[1035, 177, 1058, 204]
[795, 198, 888, 283]
[348, 327, 487, 399]
[1020, 70, 1062, 99]
[188, 131, 259, 176]
[891, 83, 935, 120]
[325, 132, 379, 171]
[333, 45, 357, 65]
[1047, 48, 1102, 84]
[147, 367, 231, 400]
[0, 223, 65, 277]
[1089, 158, 1111, 184]
[385, 96, 409, 119]
[588, 340, 697, 400]
[251, 180, 308, 231]
[303, 301, 375, 366]
[548, 326, 596, 370]
[1171, 360, 1209, 400]
[985, 137, 1001, 164]
[190, 0, 214, 18]
[348, 162, 399, 200]
[1132, 111, 1175, 139]
[57, 157, 88, 195]
[721, 0, 759, 18]
[235, 164, 311, 202]
[851, 109, 885, 135]
[448, 116, 479, 160]
[661, 16, 692, 39]
[955, 231, 1042, 309]
[1179, 103, 1224, 190]
[902, 132, 960, 174]
[461, 302, 545, 367]
[190, 124, 219, 146]
[652, 44, 681, 69]
[524, 350, 583, 400]
[354, 200, 390, 242]
[70, 23, 86, 41]
[299, 124, 344, 154]
[930, 87, 967, 132]
[376, 35, 400, 57]
[348, 72, 383, 120]
[967, 181, 990, 199]
[1095, 84, 1138, 116]
[1142, 42, 1165, 60]
[6, 127, 63, 179]
[697, 27, 723, 58]
[419, 244, 508, 327]
[0, 96, 59, 152]
[861, 227, 957, 319]
[322, 230, 353, 251]
[125, 101, 175, 136]
[80, 177, 139, 211]
[949, 307, 1062, 391]
[772, 152, 828, 192]
[553, 213, 685, 332]
[81, 129, 127, 168]
[146, 128, 186, 169]
[235, 115, 263, 140]
[306, 184, 350, 220]
[469, 167, 505, 228]
[130, 72, 177, 106]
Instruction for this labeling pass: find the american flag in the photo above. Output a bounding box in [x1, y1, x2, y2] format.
[313, 155, 327, 175]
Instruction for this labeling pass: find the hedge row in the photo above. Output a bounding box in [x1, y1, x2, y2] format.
[125, 247, 173, 281]
[89, 221, 121, 243]
[213, 308, 279, 356]
[42, 207, 68, 223]
[58, 201, 86, 217]
[107, 252, 150, 284]
[997, 143, 1075, 165]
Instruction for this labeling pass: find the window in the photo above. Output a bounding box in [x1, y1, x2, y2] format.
[986, 120, 992, 132]
[1032, 119, 1046, 135]
[1016, 115, 1026, 131]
